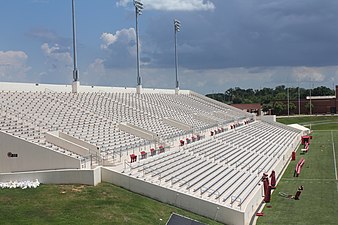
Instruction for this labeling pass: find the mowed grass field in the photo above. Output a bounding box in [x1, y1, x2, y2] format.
[278, 115, 338, 130]
[258, 116, 338, 225]
[0, 182, 223, 225]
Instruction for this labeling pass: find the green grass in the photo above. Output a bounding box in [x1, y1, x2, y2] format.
[277, 115, 338, 130]
[258, 117, 338, 225]
[0, 183, 223, 225]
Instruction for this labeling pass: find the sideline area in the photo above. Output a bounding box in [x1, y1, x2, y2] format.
[257, 117, 338, 225]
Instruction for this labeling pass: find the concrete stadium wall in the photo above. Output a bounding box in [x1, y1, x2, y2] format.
[0, 82, 72, 92]
[260, 115, 276, 123]
[102, 167, 246, 225]
[243, 184, 264, 223]
[0, 82, 190, 95]
[0, 131, 80, 173]
[0, 166, 101, 186]
[45, 131, 89, 156]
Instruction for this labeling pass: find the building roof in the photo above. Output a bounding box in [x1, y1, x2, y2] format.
[306, 96, 336, 100]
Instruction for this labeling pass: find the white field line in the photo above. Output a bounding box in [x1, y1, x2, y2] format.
[281, 178, 336, 181]
[331, 131, 338, 181]
[330, 131, 338, 192]
[316, 130, 338, 132]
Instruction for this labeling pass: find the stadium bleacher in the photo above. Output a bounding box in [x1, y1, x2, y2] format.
[0, 83, 303, 225]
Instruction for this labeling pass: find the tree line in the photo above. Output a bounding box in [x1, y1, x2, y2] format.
[206, 85, 335, 114]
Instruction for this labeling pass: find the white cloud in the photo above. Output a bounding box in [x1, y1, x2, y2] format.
[0, 51, 30, 81]
[292, 67, 326, 82]
[116, 0, 129, 7]
[99, 28, 137, 67]
[100, 33, 118, 49]
[41, 43, 72, 65]
[100, 28, 136, 50]
[0, 51, 28, 65]
[89, 58, 106, 75]
[39, 43, 73, 83]
[116, 0, 215, 11]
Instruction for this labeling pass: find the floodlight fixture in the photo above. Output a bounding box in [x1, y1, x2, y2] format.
[134, 0, 143, 15]
[174, 19, 181, 32]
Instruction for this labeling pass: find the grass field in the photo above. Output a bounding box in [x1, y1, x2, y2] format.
[258, 116, 338, 225]
[277, 115, 338, 130]
[0, 182, 223, 225]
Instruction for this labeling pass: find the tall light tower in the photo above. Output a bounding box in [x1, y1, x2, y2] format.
[71, 0, 80, 93]
[134, 0, 143, 94]
[174, 19, 181, 94]
[309, 83, 312, 115]
[287, 86, 290, 116]
[298, 82, 301, 115]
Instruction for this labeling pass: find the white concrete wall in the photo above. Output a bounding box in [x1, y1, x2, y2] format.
[0, 166, 101, 186]
[59, 132, 99, 154]
[260, 115, 276, 123]
[101, 167, 245, 225]
[0, 131, 80, 173]
[0, 82, 72, 92]
[119, 122, 158, 141]
[0, 82, 190, 95]
[243, 184, 264, 224]
[45, 132, 89, 156]
[163, 117, 192, 131]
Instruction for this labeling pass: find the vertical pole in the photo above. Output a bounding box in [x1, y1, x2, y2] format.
[174, 19, 180, 94]
[309, 83, 312, 115]
[287, 87, 290, 116]
[135, 6, 141, 88]
[298, 83, 301, 115]
[72, 0, 79, 82]
[175, 23, 178, 90]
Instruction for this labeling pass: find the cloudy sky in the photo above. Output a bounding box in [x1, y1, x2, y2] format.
[0, 0, 338, 94]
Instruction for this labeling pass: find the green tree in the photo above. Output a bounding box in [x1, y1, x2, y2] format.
[273, 102, 286, 115]
[312, 86, 334, 96]
[262, 103, 273, 114]
[288, 102, 296, 114]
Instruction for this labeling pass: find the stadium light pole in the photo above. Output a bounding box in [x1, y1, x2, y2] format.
[71, 0, 80, 93]
[134, 0, 143, 94]
[309, 83, 312, 115]
[287, 86, 290, 116]
[298, 81, 301, 115]
[174, 19, 181, 94]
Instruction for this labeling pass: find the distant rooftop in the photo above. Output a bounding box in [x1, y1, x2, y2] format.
[306, 95, 336, 100]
